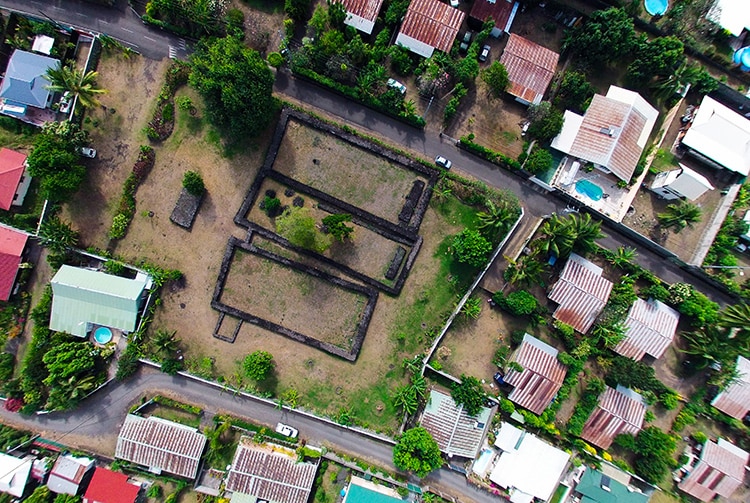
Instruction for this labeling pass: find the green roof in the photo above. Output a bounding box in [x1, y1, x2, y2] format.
[50, 265, 148, 337]
[576, 469, 649, 503]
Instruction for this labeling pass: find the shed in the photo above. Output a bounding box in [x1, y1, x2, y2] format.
[0, 225, 27, 301]
[340, 0, 384, 34]
[468, 0, 519, 36]
[500, 34, 559, 106]
[581, 386, 646, 450]
[395, 0, 465, 58]
[678, 438, 749, 502]
[32, 35, 55, 55]
[419, 389, 492, 459]
[0, 453, 32, 498]
[47, 454, 95, 495]
[82, 467, 140, 503]
[614, 298, 680, 361]
[711, 355, 750, 421]
[649, 164, 714, 201]
[0, 49, 58, 109]
[504, 333, 567, 414]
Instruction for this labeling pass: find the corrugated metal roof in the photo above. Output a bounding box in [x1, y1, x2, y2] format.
[420, 389, 492, 459]
[83, 467, 140, 503]
[711, 355, 750, 420]
[226, 438, 317, 503]
[50, 265, 148, 337]
[0, 50, 57, 109]
[395, 0, 465, 57]
[581, 386, 645, 450]
[0, 225, 26, 301]
[115, 415, 206, 480]
[47, 455, 94, 495]
[505, 334, 566, 414]
[548, 254, 612, 334]
[341, 0, 384, 34]
[678, 439, 749, 502]
[500, 34, 559, 105]
[614, 298, 679, 360]
[469, 0, 516, 30]
[0, 148, 27, 211]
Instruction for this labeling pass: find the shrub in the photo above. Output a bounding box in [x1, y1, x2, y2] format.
[263, 196, 282, 217]
[510, 329, 526, 345]
[452, 229, 492, 267]
[496, 291, 538, 317]
[672, 408, 696, 432]
[660, 391, 680, 410]
[109, 213, 129, 240]
[499, 398, 515, 414]
[567, 378, 605, 436]
[691, 431, 708, 444]
[268, 52, 284, 68]
[182, 171, 205, 196]
[0, 353, 15, 382]
[176, 96, 193, 111]
[524, 148, 554, 175]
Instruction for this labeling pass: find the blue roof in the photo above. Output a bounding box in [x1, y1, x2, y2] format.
[0, 50, 59, 108]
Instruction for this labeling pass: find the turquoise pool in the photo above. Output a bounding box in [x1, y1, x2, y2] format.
[94, 326, 113, 344]
[575, 179, 604, 201]
[644, 0, 668, 16]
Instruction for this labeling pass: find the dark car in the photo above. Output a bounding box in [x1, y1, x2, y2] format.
[459, 31, 473, 53]
[494, 372, 504, 385]
[479, 44, 491, 62]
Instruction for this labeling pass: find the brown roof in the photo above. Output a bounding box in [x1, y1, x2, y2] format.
[614, 298, 680, 360]
[711, 356, 750, 420]
[115, 415, 206, 479]
[226, 438, 318, 503]
[469, 0, 516, 30]
[500, 34, 559, 105]
[505, 334, 567, 415]
[581, 386, 646, 450]
[340, 0, 384, 32]
[679, 439, 749, 502]
[396, 0, 465, 55]
[548, 254, 613, 334]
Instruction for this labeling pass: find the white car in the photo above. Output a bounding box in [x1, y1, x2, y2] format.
[79, 147, 97, 158]
[387, 78, 406, 95]
[275, 422, 299, 438]
[435, 155, 452, 170]
[450, 0, 459, 7]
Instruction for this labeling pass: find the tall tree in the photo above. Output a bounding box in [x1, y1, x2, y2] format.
[477, 200, 514, 242]
[535, 214, 576, 258]
[570, 213, 605, 254]
[626, 36, 685, 88]
[39, 217, 79, 255]
[718, 303, 750, 348]
[527, 102, 564, 142]
[481, 61, 509, 99]
[393, 427, 443, 477]
[658, 201, 702, 232]
[563, 8, 636, 68]
[553, 71, 596, 113]
[243, 351, 275, 381]
[45, 63, 107, 108]
[450, 374, 486, 416]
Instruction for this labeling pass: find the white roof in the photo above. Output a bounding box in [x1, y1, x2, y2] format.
[345, 13, 375, 34]
[494, 422, 525, 452]
[490, 423, 570, 501]
[551, 110, 584, 153]
[32, 35, 55, 55]
[669, 164, 714, 200]
[682, 95, 750, 175]
[0, 453, 32, 498]
[708, 0, 750, 36]
[605, 86, 659, 148]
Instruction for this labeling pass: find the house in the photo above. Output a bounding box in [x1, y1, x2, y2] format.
[395, 0, 465, 58]
[0, 49, 59, 117]
[115, 415, 206, 480]
[613, 298, 680, 361]
[574, 466, 650, 503]
[707, 0, 750, 38]
[343, 476, 403, 503]
[681, 95, 750, 177]
[581, 385, 646, 450]
[504, 333, 567, 414]
[490, 422, 570, 502]
[0, 148, 32, 210]
[340, 0, 384, 35]
[678, 438, 749, 502]
[711, 355, 750, 421]
[419, 389, 492, 459]
[0, 453, 32, 498]
[548, 253, 613, 334]
[225, 436, 318, 503]
[82, 467, 140, 503]
[649, 164, 714, 201]
[47, 454, 95, 495]
[499, 34, 559, 106]
[551, 86, 658, 183]
[468, 0, 519, 36]
[49, 265, 151, 337]
[0, 225, 28, 301]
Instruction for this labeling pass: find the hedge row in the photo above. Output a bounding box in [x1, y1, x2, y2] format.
[144, 61, 189, 142]
[110, 146, 156, 240]
[567, 378, 605, 436]
[458, 135, 523, 172]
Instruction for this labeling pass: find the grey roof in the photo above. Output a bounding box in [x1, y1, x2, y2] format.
[0, 50, 58, 108]
[47, 455, 94, 495]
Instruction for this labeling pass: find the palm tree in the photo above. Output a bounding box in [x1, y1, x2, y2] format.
[680, 325, 734, 369]
[45, 63, 108, 108]
[39, 217, 79, 255]
[650, 63, 699, 103]
[477, 200, 514, 242]
[393, 386, 418, 416]
[151, 329, 180, 358]
[570, 213, 605, 254]
[504, 255, 544, 287]
[592, 322, 627, 348]
[718, 303, 750, 349]
[609, 246, 637, 269]
[658, 201, 702, 232]
[535, 214, 575, 258]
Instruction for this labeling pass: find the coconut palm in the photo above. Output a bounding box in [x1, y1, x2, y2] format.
[477, 200, 515, 242]
[609, 246, 637, 269]
[570, 213, 605, 254]
[504, 255, 544, 287]
[650, 63, 699, 103]
[658, 201, 702, 232]
[680, 325, 734, 369]
[39, 217, 79, 255]
[151, 329, 180, 358]
[45, 63, 108, 108]
[718, 303, 750, 349]
[535, 214, 576, 258]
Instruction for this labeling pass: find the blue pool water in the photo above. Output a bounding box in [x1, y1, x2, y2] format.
[644, 0, 668, 16]
[576, 179, 604, 201]
[94, 326, 113, 344]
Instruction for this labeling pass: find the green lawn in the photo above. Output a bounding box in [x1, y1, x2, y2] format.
[650, 148, 679, 173]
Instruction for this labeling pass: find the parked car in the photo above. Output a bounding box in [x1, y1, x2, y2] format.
[58, 92, 72, 114]
[478, 44, 491, 62]
[435, 155, 452, 170]
[275, 423, 299, 438]
[450, 0, 459, 7]
[459, 31, 473, 53]
[387, 78, 406, 95]
[79, 147, 97, 158]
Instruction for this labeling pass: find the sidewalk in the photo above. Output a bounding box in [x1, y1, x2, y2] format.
[480, 214, 544, 293]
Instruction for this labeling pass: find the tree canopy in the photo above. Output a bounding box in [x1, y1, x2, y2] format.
[527, 102, 564, 142]
[626, 36, 684, 88]
[563, 8, 635, 68]
[553, 71, 595, 114]
[45, 63, 107, 108]
[26, 122, 88, 202]
[243, 350, 275, 381]
[481, 61, 509, 99]
[452, 229, 492, 268]
[393, 427, 443, 477]
[451, 374, 486, 416]
[276, 207, 332, 253]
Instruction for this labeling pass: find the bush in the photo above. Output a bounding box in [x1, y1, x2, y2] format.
[452, 229, 492, 268]
[176, 96, 193, 111]
[691, 431, 708, 444]
[0, 353, 15, 382]
[499, 398, 515, 414]
[268, 52, 284, 68]
[496, 291, 538, 317]
[524, 148, 554, 175]
[660, 391, 679, 410]
[567, 378, 605, 436]
[510, 329, 526, 345]
[182, 171, 205, 196]
[109, 213, 129, 240]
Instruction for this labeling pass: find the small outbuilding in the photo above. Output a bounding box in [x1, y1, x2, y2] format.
[47, 454, 95, 495]
[614, 298, 680, 361]
[395, 0, 465, 58]
[649, 164, 714, 201]
[504, 333, 567, 414]
[678, 438, 749, 502]
[581, 385, 646, 450]
[711, 355, 750, 421]
[0, 453, 32, 498]
[500, 34, 559, 106]
[0, 224, 28, 301]
[340, 0, 384, 35]
[468, 0, 519, 36]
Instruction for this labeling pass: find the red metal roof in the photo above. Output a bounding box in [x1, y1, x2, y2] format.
[82, 468, 140, 503]
[115, 415, 206, 480]
[420, 389, 491, 458]
[0, 225, 26, 301]
[397, 0, 465, 55]
[0, 148, 26, 211]
[711, 355, 750, 420]
[678, 439, 749, 502]
[341, 0, 384, 25]
[470, 0, 516, 30]
[581, 386, 646, 450]
[548, 254, 612, 334]
[500, 34, 559, 105]
[505, 334, 567, 415]
[226, 438, 317, 503]
[614, 298, 680, 360]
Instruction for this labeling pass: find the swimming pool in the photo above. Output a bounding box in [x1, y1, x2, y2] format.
[575, 179, 604, 201]
[644, 0, 668, 16]
[94, 326, 113, 344]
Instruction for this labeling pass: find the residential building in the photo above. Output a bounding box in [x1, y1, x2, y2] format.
[419, 389, 492, 459]
[574, 466, 651, 503]
[614, 298, 680, 361]
[47, 454, 95, 495]
[342, 476, 403, 503]
[0, 225, 28, 301]
[0, 453, 32, 498]
[708, 0, 750, 37]
[649, 164, 714, 201]
[340, 0, 384, 34]
[490, 422, 570, 502]
[504, 333, 567, 414]
[0, 49, 58, 120]
[500, 34, 559, 106]
[681, 95, 750, 177]
[468, 0, 518, 36]
[395, 0, 465, 58]
[548, 253, 613, 334]
[82, 467, 140, 503]
[115, 415, 206, 480]
[678, 438, 749, 502]
[711, 355, 750, 421]
[226, 437, 318, 503]
[49, 265, 151, 337]
[0, 148, 32, 210]
[581, 386, 646, 450]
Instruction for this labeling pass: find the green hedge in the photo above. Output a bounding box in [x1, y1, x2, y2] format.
[458, 135, 523, 172]
[567, 378, 605, 436]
